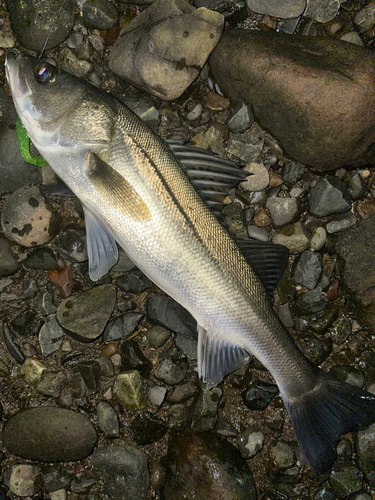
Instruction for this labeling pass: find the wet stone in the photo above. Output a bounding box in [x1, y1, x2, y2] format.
[293, 250, 322, 289]
[166, 381, 198, 404]
[117, 268, 153, 294]
[296, 287, 328, 314]
[97, 401, 119, 437]
[39, 315, 65, 357]
[1, 186, 60, 247]
[278, 302, 295, 328]
[326, 212, 358, 234]
[329, 462, 364, 498]
[191, 385, 222, 432]
[92, 445, 149, 500]
[329, 315, 352, 345]
[130, 411, 168, 445]
[147, 381, 167, 408]
[270, 439, 296, 469]
[163, 430, 257, 500]
[120, 340, 153, 377]
[7, 464, 42, 497]
[146, 325, 171, 347]
[242, 380, 279, 410]
[266, 196, 300, 228]
[82, 0, 118, 29]
[294, 334, 332, 365]
[348, 171, 366, 200]
[237, 425, 264, 458]
[273, 222, 310, 254]
[96, 355, 115, 378]
[248, 225, 268, 242]
[282, 161, 306, 187]
[2, 407, 97, 462]
[356, 423, 375, 486]
[168, 404, 190, 431]
[314, 485, 336, 500]
[147, 296, 197, 338]
[309, 178, 351, 218]
[22, 279, 39, 299]
[11, 309, 40, 336]
[227, 101, 254, 133]
[111, 247, 135, 273]
[0, 248, 18, 277]
[74, 360, 101, 395]
[36, 291, 57, 315]
[56, 229, 87, 263]
[114, 370, 147, 411]
[103, 312, 144, 342]
[23, 247, 58, 270]
[3, 323, 25, 364]
[57, 284, 116, 342]
[58, 48, 93, 78]
[154, 358, 187, 385]
[36, 371, 66, 398]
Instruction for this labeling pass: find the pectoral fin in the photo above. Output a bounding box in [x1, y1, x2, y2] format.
[197, 325, 251, 387]
[86, 151, 151, 222]
[83, 206, 118, 281]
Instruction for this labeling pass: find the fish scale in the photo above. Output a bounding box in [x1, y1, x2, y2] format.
[5, 51, 375, 475]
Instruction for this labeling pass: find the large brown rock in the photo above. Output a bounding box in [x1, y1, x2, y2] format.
[209, 30, 375, 172]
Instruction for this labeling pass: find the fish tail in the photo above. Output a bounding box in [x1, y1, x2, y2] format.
[281, 369, 375, 474]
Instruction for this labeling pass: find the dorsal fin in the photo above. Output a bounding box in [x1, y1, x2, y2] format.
[237, 238, 289, 301]
[167, 140, 249, 217]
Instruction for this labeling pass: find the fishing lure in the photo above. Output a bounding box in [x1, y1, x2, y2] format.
[16, 117, 48, 167]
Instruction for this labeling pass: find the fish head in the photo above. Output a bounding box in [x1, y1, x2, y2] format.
[5, 52, 116, 152]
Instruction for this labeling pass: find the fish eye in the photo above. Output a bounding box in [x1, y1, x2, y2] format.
[35, 63, 56, 84]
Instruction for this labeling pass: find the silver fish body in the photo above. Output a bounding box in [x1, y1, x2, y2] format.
[5, 52, 375, 474]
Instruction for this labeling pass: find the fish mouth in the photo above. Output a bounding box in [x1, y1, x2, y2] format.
[5, 52, 32, 103]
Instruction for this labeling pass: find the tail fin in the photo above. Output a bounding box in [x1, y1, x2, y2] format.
[282, 370, 375, 475]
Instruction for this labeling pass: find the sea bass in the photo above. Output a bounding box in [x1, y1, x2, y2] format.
[5, 52, 375, 474]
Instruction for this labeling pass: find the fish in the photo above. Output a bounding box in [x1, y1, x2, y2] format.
[5, 51, 375, 474]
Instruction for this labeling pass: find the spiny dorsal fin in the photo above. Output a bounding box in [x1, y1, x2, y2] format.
[237, 238, 289, 301]
[167, 140, 249, 217]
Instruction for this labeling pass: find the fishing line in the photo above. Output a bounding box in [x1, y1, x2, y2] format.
[39, 0, 70, 59]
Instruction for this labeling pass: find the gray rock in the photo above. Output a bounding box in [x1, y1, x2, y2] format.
[296, 287, 328, 313]
[111, 247, 135, 272]
[103, 313, 144, 342]
[1, 186, 60, 247]
[7, 464, 42, 497]
[247, 0, 306, 18]
[95, 356, 115, 378]
[0, 94, 41, 195]
[355, 1, 375, 32]
[305, 0, 340, 23]
[247, 225, 268, 242]
[356, 423, 375, 486]
[163, 431, 257, 500]
[227, 101, 254, 133]
[326, 212, 358, 234]
[166, 381, 199, 404]
[278, 302, 295, 328]
[293, 250, 322, 289]
[118, 269, 153, 294]
[330, 365, 364, 388]
[282, 161, 306, 187]
[210, 31, 375, 172]
[114, 371, 147, 411]
[121, 94, 160, 132]
[3, 323, 25, 364]
[267, 196, 300, 228]
[56, 229, 87, 263]
[56, 285, 116, 342]
[329, 462, 364, 498]
[57, 48, 93, 79]
[2, 407, 97, 462]
[270, 439, 296, 469]
[329, 315, 352, 346]
[92, 446, 149, 500]
[227, 125, 264, 163]
[39, 315, 65, 357]
[273, 222, 310, 254]
[309, 178, 351, 217]
[147, 382, 167, 408]
[67, 32, 84, 49]
[348, 171, 366, 200]
[36, 291, 57, 315]
[6, 0, 75, 52]
[191, 385, 222, 431]
[24, 247, 59, 270]
[146, 325, 171, 347]
[42, 465, 70, 493]
[74, 360, 101, 395]
[37, 371, 66, 398]
[237, 425, 264, 458]
[82, 0, 118, 29]
[22, 279, 39, 299]
[0, 248, 18, 277]
[97, 401, 119, 437]
[109, 0, 224, 101]
[154, 358, 187, 385]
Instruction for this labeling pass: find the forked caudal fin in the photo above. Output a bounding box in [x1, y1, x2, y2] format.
[281, 369, 375, 474]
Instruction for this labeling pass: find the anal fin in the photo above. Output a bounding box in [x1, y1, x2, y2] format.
[197, 325, 251, 387]
[83, 206, 119, 281]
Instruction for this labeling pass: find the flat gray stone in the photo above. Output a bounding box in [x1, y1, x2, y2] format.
[2, 407, 97, 462]
[247, 0, 306, 18]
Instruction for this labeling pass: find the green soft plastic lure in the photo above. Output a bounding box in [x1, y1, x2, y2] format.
[16, 117, 48, 167]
